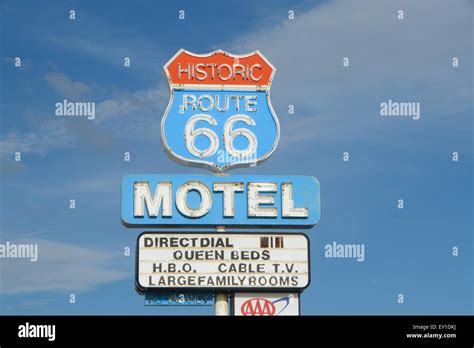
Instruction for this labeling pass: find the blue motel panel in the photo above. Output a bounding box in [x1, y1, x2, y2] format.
[121, 174, 320, 228]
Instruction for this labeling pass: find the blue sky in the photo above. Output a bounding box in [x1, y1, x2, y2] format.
[0, 0, 472, 315]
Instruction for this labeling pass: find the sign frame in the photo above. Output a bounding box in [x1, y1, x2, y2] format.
[135, 231, 311, 294]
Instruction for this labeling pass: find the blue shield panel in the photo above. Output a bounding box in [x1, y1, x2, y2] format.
[162, 90, 279, 172]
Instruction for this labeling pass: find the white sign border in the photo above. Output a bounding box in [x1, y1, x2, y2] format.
[135, 231, 311, 293]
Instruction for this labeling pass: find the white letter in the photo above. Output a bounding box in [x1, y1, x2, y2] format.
[245, 95, 257, 112]
[248, 182, 277, 217]
[88, 102, 95, 120]
[134, 182, 172, 217]
[183, 94, 196, 111]
[282, 183, 308, 217]
[176, 181, 212, 218]
[213, 182, 243, 217]
[49, 325, 56, 341]
[18, 324, 26, 338]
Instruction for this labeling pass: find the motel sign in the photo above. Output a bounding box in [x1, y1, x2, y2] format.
[121, 174, 320, 227]
[121, 49, 320, 314]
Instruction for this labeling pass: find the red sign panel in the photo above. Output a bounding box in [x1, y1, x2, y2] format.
[164, 49, 275, 88]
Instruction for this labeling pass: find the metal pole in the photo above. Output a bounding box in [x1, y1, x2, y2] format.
[215, 225, 229, 316]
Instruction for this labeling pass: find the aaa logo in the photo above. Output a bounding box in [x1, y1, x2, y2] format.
[240, 296, 291, 316]
[161, 49, 280, 173]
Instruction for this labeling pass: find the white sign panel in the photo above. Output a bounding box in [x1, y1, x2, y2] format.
[136, 233, 310, 292]
[233, 293, 300, 316]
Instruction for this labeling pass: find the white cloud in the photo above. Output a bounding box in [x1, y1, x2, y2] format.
[10, 170, 122, 198]
[228, 0, 472, 144]
[0, 84, 168, 159]
[0, 119, 73, 156]
[44, 72, 92, 100]
[94, 87, 168, 141]
[47, 32, 162, 76]
[0, 239, 130, 295]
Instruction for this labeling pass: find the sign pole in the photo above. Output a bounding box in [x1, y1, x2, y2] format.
[214, 225, 229, 316]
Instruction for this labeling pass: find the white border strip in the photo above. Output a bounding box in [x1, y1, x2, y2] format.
[171, 83, 269, 91]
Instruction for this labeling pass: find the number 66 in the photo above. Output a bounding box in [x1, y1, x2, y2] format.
[184, 114, 257, 158]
